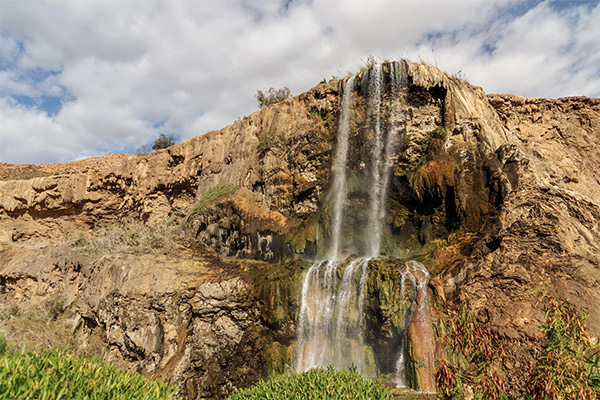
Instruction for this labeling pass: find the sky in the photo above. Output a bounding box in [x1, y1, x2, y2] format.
[1, 0, 599, 164]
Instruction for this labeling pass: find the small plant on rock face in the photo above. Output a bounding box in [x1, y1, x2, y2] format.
[258, 129, 287, 153]
[194, 183, 240, 214]
[0, 333, 8, 355]
[71, 221, 180, 256]
[432, 126, 448, 140]
[45, 296, 67, 321]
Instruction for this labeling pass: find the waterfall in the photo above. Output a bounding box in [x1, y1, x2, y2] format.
[377, 63, 407, 252]
[394, 261, 431, 388]
[295, 62, 434, 392]
[328, 76, 355, 260]
[367, 64, 384, 257]
[295, 258, 369, 372]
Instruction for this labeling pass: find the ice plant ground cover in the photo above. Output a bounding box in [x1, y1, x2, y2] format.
[0, 349, 178, 400]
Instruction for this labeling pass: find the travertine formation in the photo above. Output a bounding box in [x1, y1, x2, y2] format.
[1, 61, 599, 399]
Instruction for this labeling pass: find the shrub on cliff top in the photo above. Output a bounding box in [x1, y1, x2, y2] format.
[227, 366, 393, 400]
[152, 133, 177, 150]
[256, 86, 291, 108]
[0, 350, 178, 399]
[137, 133, 178, 154]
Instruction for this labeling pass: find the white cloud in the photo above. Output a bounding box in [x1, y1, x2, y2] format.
[0, 0, 598, 164]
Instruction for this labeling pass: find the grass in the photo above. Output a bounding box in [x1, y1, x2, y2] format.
[227, 366, 393, 400]
[71, 220, 180, 256]
[0, 350, 178, 400]
[0, 295, 107, 362]
[194, 183, 239, 213]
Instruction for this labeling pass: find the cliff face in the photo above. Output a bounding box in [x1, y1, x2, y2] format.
[1, 61, 599, 398]
[0, 81, 338, 245]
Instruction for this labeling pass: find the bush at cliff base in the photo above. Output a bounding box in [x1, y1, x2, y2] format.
[0, 349, 178, 399]
[227, 366, 393, 400]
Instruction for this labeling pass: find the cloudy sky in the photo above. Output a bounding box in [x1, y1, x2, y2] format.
[1, 0, 599, 164]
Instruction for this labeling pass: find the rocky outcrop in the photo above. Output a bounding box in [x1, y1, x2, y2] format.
[182, 188, 290, 261]
[434, 94, 600, 396]
[0, 238, 302, 399]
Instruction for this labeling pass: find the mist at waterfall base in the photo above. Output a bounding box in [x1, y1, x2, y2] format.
[294, 62, 436, 393]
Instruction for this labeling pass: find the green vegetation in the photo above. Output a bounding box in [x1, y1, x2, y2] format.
[0, 333, 11, 355]
[527, 295, 600, 399]
[152, 133, 177, 150]
[432, 126, 448, 140]
[256, 86, 291, 108]
[309, 107, 335, 133]
[194, 183, 239, 213]
[45, 296, 71, 321]
[0, 350, 178, 399]
[436, 296, 600, 400]
[436, 305, 506, 399]
[257, 129, 287, 153]
[227, 366, 393, 400]
[0, 296, 106, 361]
[137, 133, 178, 154]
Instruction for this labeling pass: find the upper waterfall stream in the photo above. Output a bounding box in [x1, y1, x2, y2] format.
[294, 62, 436, 392]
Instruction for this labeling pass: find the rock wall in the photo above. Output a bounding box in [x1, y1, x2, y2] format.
[0, 81, 338, 246]
[0, 239, 302, 399]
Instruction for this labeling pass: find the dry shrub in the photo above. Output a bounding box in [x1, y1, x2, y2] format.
[73, 220, 180, 255]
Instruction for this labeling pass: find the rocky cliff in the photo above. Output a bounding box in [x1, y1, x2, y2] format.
[1, 60, 599, 398]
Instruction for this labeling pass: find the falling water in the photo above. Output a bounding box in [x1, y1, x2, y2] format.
[295, 77, 368, 373]
[394, 261, 431, 388]
[367, 64, 384, 257]
[328, 76, 355, 260]
[377, 63, 407, 251]
[295, 62, 433, 391]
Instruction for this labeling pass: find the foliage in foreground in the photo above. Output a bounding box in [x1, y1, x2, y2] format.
[436, 296, 600, 400]
[527, 295, 600, 399]
[0, 350, 178, 400]
[227, 366, 393, 400]
[436, 304, 506, 399]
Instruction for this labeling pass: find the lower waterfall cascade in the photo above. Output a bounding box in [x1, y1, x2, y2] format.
[294, 61, 437, 393]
